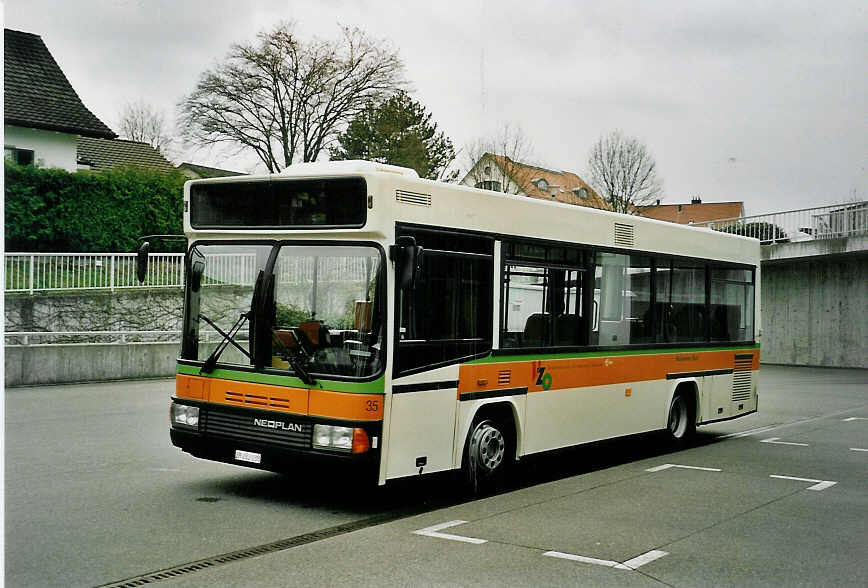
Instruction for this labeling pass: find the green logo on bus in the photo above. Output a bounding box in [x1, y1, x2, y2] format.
[536, 367, 553, 391]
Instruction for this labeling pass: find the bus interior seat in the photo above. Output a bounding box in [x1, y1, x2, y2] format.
[553, 314, 582, 346]
[523, 313, 550, 346]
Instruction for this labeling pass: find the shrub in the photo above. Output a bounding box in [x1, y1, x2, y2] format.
[717, 221, 787, 241]
[4, 161, 186, 252]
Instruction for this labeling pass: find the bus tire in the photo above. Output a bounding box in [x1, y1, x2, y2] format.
[463, 416, 514, 495]
[665, 391, 696, 444]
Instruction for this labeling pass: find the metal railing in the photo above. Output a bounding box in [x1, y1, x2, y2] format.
[4, 252, 185, 293]
[4, 330, 183, 345]
[694, 201, 868, 244]
[5, 251, 373, 293]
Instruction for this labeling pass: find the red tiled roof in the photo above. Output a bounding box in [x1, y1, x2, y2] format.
[638, 201, 744, 224]
[485, 154, 609, 209]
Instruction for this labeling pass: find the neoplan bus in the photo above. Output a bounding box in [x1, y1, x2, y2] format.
[140, 160, 760, 490]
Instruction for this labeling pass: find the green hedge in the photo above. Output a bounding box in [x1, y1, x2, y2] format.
[4, 162, 186, 252]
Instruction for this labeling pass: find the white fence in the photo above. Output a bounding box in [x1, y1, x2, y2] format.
[5, 251, 372, 293]
[4, 252, 185, 293]
[694, 201, 868, 244]
[4, 252, 268, 293]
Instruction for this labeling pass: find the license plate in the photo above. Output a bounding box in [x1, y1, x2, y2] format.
[234, 450, 261, 464]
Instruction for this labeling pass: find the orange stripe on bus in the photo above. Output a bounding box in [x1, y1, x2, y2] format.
[175, 374, 382, 421]
[458, 350, 758, 395]
[309, 389, 383, 421]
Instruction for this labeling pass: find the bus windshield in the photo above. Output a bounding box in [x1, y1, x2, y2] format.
[270, 244, 384, 378]
[185, 242, 384, 379]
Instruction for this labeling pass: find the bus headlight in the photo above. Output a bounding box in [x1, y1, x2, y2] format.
[171, 403, 200, 428]
[313, 425, 369, 453]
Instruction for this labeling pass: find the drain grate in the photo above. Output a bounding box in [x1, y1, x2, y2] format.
[97, 511, 412, 587]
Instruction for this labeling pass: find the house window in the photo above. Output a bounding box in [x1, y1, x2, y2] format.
[483, 165, 491, 175]
[535, 179, 548, 191]
[474, 181, 502, 192]
[573, 187, 588, 199]
[5, 147, 35, 166]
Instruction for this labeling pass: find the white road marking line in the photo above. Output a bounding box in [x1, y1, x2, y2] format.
[543, 551, 621, 568]
[770, 475, 837, 491]
[721, 408, 868, 440]
[645, 463, 722, 473]
[619, 550, 669, 570]
[850, 448, 868, 452]
[760, 437, 809, 446]
[543, 549, 668, 570]
[721, 424, 781, 439]
[413, 520, 487, 544]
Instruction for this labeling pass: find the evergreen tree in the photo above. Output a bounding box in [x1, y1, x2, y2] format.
[330, 91, 458, 181]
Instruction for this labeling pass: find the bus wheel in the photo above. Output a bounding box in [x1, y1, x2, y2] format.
[464, 418, 512, 495]
[666, 393, 695, 444]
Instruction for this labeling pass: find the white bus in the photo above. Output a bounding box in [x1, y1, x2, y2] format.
[153, 160, 760, 491]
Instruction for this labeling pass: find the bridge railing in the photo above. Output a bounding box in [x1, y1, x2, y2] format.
[693, 201, 868, 244]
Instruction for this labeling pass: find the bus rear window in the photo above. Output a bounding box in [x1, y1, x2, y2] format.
[190, 177, 367, 228]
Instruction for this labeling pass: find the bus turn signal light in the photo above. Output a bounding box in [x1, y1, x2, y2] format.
[352, 428, 370, 454]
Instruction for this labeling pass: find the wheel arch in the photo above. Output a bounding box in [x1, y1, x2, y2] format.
[667, 379, 699, 427]
[456, 399, 522, 468]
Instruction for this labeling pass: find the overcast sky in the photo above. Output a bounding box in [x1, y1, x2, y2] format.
[4, 0, 866, 214]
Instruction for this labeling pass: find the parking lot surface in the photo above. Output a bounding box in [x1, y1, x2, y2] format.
[5, 365, 867, 587]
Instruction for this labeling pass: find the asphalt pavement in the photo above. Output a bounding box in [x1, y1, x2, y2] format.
[4, 365, 867, 587]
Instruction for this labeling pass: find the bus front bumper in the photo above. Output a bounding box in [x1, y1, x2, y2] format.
[169, 399, 381, 474]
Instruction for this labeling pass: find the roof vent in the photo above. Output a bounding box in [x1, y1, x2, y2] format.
[614, 222, 635, 247]
[395, 190, 432, 206]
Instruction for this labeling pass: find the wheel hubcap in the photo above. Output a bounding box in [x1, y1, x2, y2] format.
[470, 422, 506, 473]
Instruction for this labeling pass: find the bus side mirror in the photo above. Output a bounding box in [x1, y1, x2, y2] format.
[136, 241, 150, 283]
[189, 247, 206, 293]
[390, 236, 423, 290]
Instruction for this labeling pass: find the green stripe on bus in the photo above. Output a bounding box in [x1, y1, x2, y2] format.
[469, 344, 761, 364]
[175, 363, 386, 394]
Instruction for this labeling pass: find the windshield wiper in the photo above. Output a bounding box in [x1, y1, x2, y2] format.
[271, 328, 316, 385]
[200, 312, 250, 374]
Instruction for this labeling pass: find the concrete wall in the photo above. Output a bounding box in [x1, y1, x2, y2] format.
[761, 253, 867, 368]
[5, 342, 180, 387]
[5, 288, 183, 334]
[4, 124, 79, 171]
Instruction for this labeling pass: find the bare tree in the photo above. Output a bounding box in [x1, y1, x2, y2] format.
[586, 130, 663, 214]
[179, 23, 405, 172]
[461, 124, 535, 193]
[118, 101, 172, 153]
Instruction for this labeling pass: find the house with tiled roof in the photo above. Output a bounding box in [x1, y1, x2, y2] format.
[177, 162, 244, 180]
[77, 137, 175, 173]
[4, 28, 116, 171]
[638, 197, 745, 225]
[461, 153, 608, 209]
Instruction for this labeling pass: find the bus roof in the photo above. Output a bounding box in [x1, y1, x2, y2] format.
[184, 161, 760, 267]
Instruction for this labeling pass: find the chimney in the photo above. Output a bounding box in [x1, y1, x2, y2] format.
[655, 199, 661, 206]
[691, 196, 701, 204]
